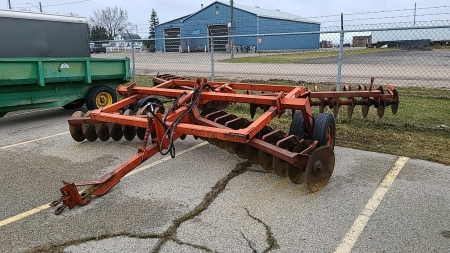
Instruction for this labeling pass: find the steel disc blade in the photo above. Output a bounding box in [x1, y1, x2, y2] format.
[347, 105, 354, 118]
[246, 145, 260, 164]
[258, 150, 273, 171]
[95, 123, 110, 141]
[136, 128, 146, 141]
[236, 146, 249, 159]
[108, 123, 123, 141]
[273, 157, 289, 177]
[362, 105, 369, 118]
[288, 165, 305, 184]
[377, 105, 385, 118]
[82, 123, 98, 142]
[122, 109, 136, 141]
[305, 146, 335, 193]
[333, 103, 340, 119]
[69, 111, 85, 142]
[225, 141, 239, 154]
[391, 89, 399, 115]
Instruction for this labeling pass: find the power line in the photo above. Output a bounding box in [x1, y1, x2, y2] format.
[41, 0, 89, 8]
[303, 4, 450, 20]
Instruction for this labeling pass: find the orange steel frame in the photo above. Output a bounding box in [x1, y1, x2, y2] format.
[52, 78, 395, 214]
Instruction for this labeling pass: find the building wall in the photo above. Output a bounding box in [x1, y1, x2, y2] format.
[155, 2, 320, 52]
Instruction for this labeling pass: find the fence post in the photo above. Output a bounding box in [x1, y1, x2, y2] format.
[126, 30, 137, 83]
[210, 36, 215, 81]
[336, 13, 344, 91]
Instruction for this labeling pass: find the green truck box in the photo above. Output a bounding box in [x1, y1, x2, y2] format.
[0, 10, 131, 117]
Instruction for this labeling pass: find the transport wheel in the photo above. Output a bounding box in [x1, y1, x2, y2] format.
[85, 86, 117, 110]
[289, 112, 306, 139]
[312, 113, 335, 150]
[69, 111, 86, 142]
[305, 146, 335, 192]
[134, 96, 165, 113]
[63, 99, 85, 109]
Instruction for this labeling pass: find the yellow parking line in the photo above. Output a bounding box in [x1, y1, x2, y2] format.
[0, 141, 209, 228]
[0, 132, 69, 150]
[334, 156, 409, 253]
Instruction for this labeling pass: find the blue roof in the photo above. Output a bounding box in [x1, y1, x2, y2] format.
[158, 1, 319, 26]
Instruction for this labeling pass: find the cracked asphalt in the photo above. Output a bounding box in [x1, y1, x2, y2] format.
[1, 107, 449, 253]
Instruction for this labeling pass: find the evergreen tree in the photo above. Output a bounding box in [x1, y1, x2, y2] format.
[144, 9, 159, 52]
[90, 25, 109, 41]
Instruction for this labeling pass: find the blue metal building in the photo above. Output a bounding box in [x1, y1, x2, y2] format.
[155, 1, 320, 52]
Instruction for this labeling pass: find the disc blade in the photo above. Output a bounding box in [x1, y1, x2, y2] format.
[347, 105, 354, 118]
[362, 105, 369, 118]
[69, 111, 85, 142]
[226, 141, 241, 154]
[95, 123, 110, 141]
[136, 127, 146, 141]
[273, 157, 289, 177]
[305, 146, 335, 193]
[246, 145, 259, 164]
[391, 89, 399, 115]
[122, 109, 136, 141]
[288, 165, 305, 184]
[82, 123, 98, 142]
[377, 105, 385, 118]
[258, 150, 273, 171]
[108, 123, 123, 141]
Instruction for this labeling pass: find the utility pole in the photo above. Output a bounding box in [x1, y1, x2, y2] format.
[413, 2, 417, 26]
[230, 0, 234, 59]
[39, 2, 42, 12]
[8, 0, 11, 9]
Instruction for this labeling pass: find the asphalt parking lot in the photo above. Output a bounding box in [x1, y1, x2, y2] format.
[1, 107, 449, 253]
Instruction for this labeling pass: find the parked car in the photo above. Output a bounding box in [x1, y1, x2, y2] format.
[90, 44, 106, 53]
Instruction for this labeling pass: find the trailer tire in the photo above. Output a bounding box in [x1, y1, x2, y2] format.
[85, 86, 117, 110]
[289, 112, 306, 139]
[63, 99, 85, 109]
[134, 96, 165, 113]
[312, 113, 335, 150]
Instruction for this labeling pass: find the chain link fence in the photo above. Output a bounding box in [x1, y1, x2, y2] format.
[91, 21, 450, 89]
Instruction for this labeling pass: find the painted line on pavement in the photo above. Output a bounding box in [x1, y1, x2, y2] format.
[0, 132, 69, 150]
[334, 156, 409, 253]
[0, 141, 208, 228]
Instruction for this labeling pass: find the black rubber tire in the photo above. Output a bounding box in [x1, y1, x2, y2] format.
[289, 113, 306, 139]
[312, 113, 335, 149]
[63, 99, 85, 109]
[85, 85, 117, 110]
[134, 96, 165, 113]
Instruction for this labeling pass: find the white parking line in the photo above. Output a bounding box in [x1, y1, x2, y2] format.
[0, 132, 70, 150]
[0, 141, 209, 228]
[334, 156, 409, 253]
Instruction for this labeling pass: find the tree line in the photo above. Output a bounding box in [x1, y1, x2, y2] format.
[89, 6, 159, 51]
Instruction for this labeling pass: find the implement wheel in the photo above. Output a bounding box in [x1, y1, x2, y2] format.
[86, 86, 117, 110]
[312, 113, 335, 150]
[289, 113, 306, 139]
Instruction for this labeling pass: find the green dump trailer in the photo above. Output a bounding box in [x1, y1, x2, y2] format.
[0, 10, 131, 117]
[0, 57, 131, 117]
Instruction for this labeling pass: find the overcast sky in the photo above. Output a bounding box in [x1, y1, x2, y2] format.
[6, 0, 450, 37]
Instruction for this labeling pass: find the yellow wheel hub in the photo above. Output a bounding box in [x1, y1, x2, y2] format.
[95, 92, 113, 108]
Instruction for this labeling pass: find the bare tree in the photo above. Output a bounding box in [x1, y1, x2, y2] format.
[89, 6, 131, 40]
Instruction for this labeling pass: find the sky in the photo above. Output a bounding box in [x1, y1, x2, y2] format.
[4, 0, 450, 37]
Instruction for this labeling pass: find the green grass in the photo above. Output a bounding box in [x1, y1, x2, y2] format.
[128, 76, 450, 165]
[220, 48, 396, 64]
